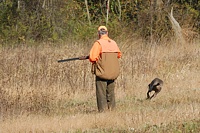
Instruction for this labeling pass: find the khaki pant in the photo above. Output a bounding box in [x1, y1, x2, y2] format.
[95, 76, 116, 112]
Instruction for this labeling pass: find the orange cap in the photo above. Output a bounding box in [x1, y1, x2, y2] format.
[98, 26, 108, 31]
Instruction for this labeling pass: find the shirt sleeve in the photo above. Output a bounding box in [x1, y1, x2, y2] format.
[117, 46, 122, 58]
[118, 51, 122, 58]
[89, 41, 101, 63]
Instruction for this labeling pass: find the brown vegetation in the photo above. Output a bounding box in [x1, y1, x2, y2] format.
[0, 37, 200, 132]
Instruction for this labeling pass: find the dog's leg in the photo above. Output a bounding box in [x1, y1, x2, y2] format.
[150, 92, 157, 99]
[146, 91, 151, 99]
[150, 89, 161, 99]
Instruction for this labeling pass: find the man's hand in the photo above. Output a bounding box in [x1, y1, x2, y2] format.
[79, 55, 89, 60]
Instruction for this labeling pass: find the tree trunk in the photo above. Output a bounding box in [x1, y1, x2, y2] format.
[85, 0, 91, 26]
[117, 0, 121, 20]
[168, 7, 185, 44]
[42, 0, 46, 8]
[106, 0, 110, 26]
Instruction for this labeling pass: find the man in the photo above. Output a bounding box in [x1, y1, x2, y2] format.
[89, 26, 122, 112]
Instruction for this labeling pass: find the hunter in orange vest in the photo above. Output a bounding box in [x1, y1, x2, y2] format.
[89, 26, 122, 112]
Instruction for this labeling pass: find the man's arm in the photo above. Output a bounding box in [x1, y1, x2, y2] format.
[89, 41, 101, 62]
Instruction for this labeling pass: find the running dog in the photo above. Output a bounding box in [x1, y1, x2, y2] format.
[147, 78, 163, 100]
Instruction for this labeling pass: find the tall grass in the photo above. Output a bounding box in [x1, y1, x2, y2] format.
[0, 37, 200, 132]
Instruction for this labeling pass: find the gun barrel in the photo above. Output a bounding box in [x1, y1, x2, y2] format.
[57, 55, 89, 63]
[58, 57, 80, 63]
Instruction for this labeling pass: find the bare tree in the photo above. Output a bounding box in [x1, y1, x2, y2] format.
[17, 0, 20, 10]
[85, 0, 91, 26]
[117, 0, 121, 20]
[42, 0, 46, 8]
[106, 0, 110, 26]
[148, 0, 166, 43]
[168, 7, 185, 44]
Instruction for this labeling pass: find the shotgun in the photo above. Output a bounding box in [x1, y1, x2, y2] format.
[58, 55, 89, 63]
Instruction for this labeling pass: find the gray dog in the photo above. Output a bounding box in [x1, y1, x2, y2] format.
[147, 78, 163, 100]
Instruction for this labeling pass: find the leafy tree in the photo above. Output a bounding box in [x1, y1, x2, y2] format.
[0, 0, 199, 45]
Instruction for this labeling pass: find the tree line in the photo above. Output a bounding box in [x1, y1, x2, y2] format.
[0, 0, 199, 45]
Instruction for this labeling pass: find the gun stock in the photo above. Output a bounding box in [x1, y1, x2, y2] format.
[58, 55, 89, 63]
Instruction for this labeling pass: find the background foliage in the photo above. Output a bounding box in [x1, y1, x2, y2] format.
[0, 1, 200, 132]
[0, 0, 199, 45]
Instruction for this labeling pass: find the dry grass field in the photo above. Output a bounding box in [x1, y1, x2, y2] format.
[0, 37, 200, 132]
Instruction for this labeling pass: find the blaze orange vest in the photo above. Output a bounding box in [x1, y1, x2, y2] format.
[92, 38, 120, 80]
[96, 39, 120, 53]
